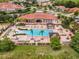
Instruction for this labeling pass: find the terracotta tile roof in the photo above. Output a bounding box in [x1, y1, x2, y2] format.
[0, 2, 24, 10]
[65, 7, 79, 13]
[19, 12, 58, 20]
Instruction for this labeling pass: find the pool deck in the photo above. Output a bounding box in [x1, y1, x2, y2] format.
[0, 23, 73, 45]
[53, 25, 73, 44]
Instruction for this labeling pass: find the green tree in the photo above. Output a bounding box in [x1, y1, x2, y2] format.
[0, 37, 16, 52]
[0, 14, 15, 23]
[64, 1, 76, 8]
[50, 36, 61, 50]
[70, 32, 79, 53]
[48, 5, 52, 10]
[32, 8, 36, 13]
[69, 21, 79, 33]
[62, 17, 74, 29]
[74, 11, 79, 16]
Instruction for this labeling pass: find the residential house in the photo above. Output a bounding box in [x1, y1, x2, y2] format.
[0, 2, 24, 12]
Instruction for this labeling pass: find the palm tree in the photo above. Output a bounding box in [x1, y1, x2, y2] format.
[30, 29, 34, 40]
[40, 30, 44, 40]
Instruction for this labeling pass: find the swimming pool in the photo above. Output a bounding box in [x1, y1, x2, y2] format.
[16, 29, 53, 36]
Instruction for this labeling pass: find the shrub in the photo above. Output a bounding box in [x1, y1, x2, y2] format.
[50, 36, 61, 50]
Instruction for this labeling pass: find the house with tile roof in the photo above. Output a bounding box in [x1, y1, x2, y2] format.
[0, 2, 24, 12]
[65, 7, 79, 13]
[18, 12, 61, 29]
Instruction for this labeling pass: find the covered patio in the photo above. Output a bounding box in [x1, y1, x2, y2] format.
[17, 12, 61, 29]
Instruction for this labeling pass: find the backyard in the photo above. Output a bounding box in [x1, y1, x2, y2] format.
[0, 0, 79, 59]
[0, 46, 79, 59]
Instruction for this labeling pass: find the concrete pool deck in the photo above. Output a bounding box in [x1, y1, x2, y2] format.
[0, 23, 73, 45]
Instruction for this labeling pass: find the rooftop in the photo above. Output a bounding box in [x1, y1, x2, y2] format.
[19, 12, 58, 20]
[65, 7, 79, 13]
[0, 2, 24, 10]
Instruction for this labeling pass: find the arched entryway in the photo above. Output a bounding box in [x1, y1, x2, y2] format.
[26, 20, 29, 22]
[36, 19, 42, 23]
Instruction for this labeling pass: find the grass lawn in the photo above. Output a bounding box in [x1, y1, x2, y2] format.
[55, 0, 79, 3]
[0, 46, 79, 59]
[0, 0, 11, 2]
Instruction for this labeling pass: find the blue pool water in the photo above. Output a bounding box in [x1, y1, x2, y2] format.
[16, 29, 53, 36]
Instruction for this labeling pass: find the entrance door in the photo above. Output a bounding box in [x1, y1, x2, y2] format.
[36, 19, 42, 23]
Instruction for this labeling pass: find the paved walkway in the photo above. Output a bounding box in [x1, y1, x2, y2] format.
[0, 26, 13, 40]
[53, 25, 73, 44]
